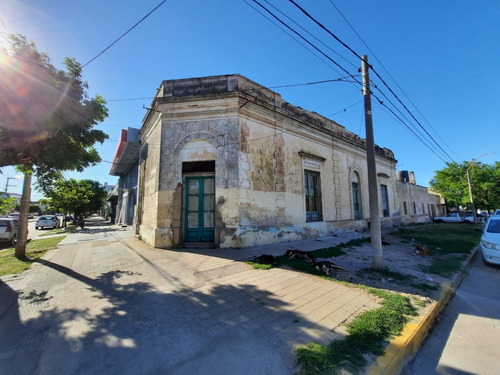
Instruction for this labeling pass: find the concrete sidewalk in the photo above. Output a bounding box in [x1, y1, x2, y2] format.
[0, 221, 470, 374]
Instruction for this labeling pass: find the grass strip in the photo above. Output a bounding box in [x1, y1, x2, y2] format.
[296, 288, 417, 375]
[392, 223, 481, 277]
[391, 223, 481, 255]
[0, 236, 66, 276]
[39, 228, 72, 237]
[356, 267, 439, 292]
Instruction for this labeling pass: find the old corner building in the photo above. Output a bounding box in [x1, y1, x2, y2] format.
[129, 74, 442, 249]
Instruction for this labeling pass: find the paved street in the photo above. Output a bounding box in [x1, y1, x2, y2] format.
[0, 219, 381, 375]
[403, 254, 500, 375]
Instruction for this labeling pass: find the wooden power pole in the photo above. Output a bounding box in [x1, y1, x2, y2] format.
[362, 55, 383, 269]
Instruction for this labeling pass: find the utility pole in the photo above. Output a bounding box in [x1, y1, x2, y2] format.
[4, 176, 21, 193]
[362, 55, 383, 269]
[466, 153, 493, 223]
[466, 166, 476, 223]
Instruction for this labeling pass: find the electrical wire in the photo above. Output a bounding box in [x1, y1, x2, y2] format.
[247, 0, 443, 161]
[242, 0, 348, 77]
[82, 0, 169, 68]
[287, 0, 455, 163]
[326, 99, 363, 117]
[327, 0, 458, 160]
[104, 76, 356, 104]
[261, 0, 357, 70]
[250, 0, 360, 83]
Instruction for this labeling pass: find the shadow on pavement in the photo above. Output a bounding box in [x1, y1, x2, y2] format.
[0, 256, 311, 374]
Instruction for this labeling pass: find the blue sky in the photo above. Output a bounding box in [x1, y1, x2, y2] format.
[1, 0, 499, 200]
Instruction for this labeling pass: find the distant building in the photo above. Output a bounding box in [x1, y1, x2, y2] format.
[395, 170, 444, 224]
[109, 128, 140, 227]
[103, 182, 115, 193]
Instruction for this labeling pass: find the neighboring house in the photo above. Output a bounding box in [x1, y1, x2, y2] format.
[134, 74, 418, 249]
[395, 171, 445, 224]
[109, 128, 140, 227]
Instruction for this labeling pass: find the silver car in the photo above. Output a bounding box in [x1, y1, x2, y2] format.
[0, 218, 19, 246]
[36, 215, 59, 230]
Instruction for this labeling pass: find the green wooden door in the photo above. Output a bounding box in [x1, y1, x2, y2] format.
[185, 177, 215, 242]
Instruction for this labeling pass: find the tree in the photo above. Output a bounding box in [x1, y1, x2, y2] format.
[0, 34, 109, 257]
[81, 180, 108, 214]
[0, 196, 16, 216]
[40, 179, 108, 221]
[0, 34, 108, 172]
[430, 161, 500, 212]
[40, 179, 93, 218]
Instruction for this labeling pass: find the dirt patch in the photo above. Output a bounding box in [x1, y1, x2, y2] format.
[307, 231, 452, 299]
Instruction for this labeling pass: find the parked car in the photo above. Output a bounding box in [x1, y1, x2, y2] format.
[0, 218, 19, 246]
[36, 215, 59, 229]
[8, 213, 20, 218]
[433, 212, 474, 224]
[28, 214, 34, 219]
[480, 216, 500, 265]
[494, 209, 500, 216]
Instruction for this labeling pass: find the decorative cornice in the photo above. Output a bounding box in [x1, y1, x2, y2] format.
[298, 150, 326, 162]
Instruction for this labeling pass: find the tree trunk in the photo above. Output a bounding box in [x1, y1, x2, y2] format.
[15, 173, 32, 258]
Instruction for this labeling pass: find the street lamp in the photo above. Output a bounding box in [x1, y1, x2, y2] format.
[4, 175, 22, 194]
[466, 153, 493, 223]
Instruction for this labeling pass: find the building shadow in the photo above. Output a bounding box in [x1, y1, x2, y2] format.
[0, 257, 326, 374]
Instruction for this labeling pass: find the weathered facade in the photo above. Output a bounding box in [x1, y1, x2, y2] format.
[394, 171, 445, 224]
[134, 74, 438, 249]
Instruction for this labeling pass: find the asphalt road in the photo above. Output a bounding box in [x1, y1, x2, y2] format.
[403, 253, 500, 375]
[27, 216, 67, 240]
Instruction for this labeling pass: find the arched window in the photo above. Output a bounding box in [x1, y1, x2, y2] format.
[352, 172, 362, 219]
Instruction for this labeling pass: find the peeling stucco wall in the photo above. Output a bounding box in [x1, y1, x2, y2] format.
[137, 74, 406, 249]
[396, 180, 444, 224]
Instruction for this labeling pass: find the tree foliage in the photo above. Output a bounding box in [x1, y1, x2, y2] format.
[430, 161, 500, 211]
[0, 34, 109, 186]
[0, 196, 16, 216]
[82, 179, 108, 213]
[40, 178, 107, 216]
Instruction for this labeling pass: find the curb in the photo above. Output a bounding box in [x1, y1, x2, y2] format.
[366, 246, 479, 375]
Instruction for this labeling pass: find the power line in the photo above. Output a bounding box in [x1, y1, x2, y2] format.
[374, 98, 449, 164]
[104, 77, 356, 104]
[326, 99, 363, 117]
[242, 0, 349, 77]
[250, 0, 360, 83]
[107, 97, 155, 103]
[261, 0, 357, 70]
[270, 76, 358, 88]
[369, 68, 455, 162]
[82, 0, 169, 68]
[251, 0, 445, 161]
[287, 0, 362, 60]
[287, 0, 455, 163]
[327, 0, 458, 160]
